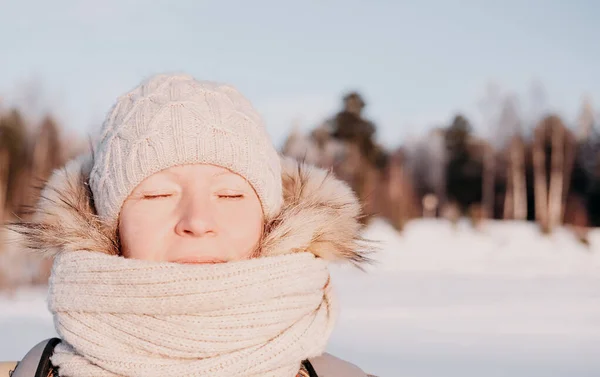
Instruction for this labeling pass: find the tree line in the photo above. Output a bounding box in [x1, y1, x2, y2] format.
[282, 91, 599, 242]
[0, 105, 86, 292]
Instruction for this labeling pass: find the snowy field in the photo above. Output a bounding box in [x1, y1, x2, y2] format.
[2, 219, 600, 377]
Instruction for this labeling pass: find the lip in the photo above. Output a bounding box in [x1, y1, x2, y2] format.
[174, 257, 226, 265]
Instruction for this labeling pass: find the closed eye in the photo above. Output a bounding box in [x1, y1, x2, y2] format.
[142, 194, 172, 200]
[218, 194, 244, 199]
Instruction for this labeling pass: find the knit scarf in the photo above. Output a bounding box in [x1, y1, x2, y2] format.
[48, 250, 338, 377]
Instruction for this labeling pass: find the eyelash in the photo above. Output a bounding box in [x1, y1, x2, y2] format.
[142, 194, 172, 200]
[219, 194, 243, 199]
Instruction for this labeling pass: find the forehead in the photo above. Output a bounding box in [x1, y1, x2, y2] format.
[141, 164, 248, 185]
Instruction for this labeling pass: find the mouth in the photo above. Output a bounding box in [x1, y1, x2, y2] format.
[174, 257, 226, 265]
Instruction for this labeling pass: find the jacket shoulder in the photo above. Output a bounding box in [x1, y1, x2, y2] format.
[7, 338, 61, 377]
[308, 353, 371, 377]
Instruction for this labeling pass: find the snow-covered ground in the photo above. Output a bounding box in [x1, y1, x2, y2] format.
[2, 219, 600, 376]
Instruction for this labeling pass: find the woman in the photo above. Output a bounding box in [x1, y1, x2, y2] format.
[4, 74, 374, 377]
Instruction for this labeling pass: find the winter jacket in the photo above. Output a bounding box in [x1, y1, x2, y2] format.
[4, 154, 376, 377]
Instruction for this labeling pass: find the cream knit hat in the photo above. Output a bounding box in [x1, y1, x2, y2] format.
[89, 74, 283, 224]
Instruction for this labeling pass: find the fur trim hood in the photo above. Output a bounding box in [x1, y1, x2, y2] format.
[12, 154, 371, 268]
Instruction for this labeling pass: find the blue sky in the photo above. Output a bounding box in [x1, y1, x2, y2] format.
[1, 0, 598, 148]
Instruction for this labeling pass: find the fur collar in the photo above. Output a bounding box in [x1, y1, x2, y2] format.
[12, 154, 371, 268]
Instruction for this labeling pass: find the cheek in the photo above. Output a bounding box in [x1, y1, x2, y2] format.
[217, 203, 263, 257]
[119, 205, 172, 261]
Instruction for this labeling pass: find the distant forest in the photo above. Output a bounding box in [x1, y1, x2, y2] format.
[283, 89, 599, 242]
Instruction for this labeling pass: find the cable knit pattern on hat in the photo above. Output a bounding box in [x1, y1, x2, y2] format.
[89, 74, 283, 224]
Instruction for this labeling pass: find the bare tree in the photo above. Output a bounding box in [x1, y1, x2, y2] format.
[533, 124, 549, 232]
[0, 109, 29, 217]
[533, 116, 575, 232]
[386, 149, 419, 230]
[481, 142, 495, 219]
[547, 121, 565, 230]
[0, 148, 9, 223]
[510, 136, 527, 220]
[496, 96, 527, 220]
[577, 96, 595, 142]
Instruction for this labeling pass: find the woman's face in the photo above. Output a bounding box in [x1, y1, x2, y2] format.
[119, 164, 264, 264]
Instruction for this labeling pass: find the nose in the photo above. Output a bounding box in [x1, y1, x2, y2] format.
[174, 194, 217, 237]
